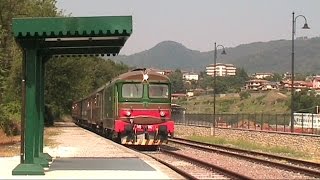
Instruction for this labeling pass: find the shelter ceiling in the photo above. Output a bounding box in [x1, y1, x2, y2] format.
[12, 16, 132, 56]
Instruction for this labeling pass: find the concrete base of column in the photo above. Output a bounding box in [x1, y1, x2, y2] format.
[40, 152, 53, 161]
[12, 163, 44, 175]
[34, 157, 49, 167]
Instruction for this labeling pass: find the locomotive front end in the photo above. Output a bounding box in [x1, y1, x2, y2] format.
[115, 69, 174, 145]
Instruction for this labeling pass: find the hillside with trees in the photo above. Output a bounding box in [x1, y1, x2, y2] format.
[114, 38, 320, 74]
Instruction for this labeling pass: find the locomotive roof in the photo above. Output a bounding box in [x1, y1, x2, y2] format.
[116, 69, 170, 81]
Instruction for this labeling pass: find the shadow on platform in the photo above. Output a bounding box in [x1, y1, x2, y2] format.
[48, 157, 155, 171]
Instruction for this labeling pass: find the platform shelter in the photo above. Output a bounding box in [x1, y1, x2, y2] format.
[11, 16, 132, 175]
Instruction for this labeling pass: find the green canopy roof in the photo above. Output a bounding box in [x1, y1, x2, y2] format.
[12, 16, 132, 56]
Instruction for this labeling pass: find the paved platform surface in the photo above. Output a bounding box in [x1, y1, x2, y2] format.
[49, 157, 155, 171]
[0, 122, 183, 179]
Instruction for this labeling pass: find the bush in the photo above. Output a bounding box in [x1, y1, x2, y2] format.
[0, 104, 20, 136]
[239, 91, 251, 100]
[44, 105, 55, 127]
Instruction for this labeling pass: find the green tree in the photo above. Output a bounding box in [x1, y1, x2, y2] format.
[239, 91, 251, 100]
[264, 73, 282, 82]
[287, 90, 320, 113]
[168, 69, 185, 93]
[214, 68, 249, 94]
[295, 73, 307, 81]
[45, 57, 129, 117]
[198, 74, 213, 90]
[0, 0, 62, 132]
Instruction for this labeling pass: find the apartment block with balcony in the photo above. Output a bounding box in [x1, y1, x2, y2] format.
[206, 63, 236, 77]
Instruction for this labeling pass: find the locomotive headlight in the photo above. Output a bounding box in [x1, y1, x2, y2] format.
[160, 111, 166, 117]
[143, 74, 149, 81]
[125, 111, 131, 117]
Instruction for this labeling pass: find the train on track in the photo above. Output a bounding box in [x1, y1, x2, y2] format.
[72, 68, 174, 146]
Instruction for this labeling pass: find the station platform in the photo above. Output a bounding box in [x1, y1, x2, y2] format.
[0, 122, 183, 179]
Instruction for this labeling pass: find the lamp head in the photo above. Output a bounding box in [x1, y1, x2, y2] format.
[302, 23, 310, 29]
[221, 49, 227, 55]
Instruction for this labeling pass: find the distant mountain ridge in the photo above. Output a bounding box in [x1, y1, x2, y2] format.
[112, 37, 320, 74]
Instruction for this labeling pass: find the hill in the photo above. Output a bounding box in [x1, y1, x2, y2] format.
[113, 37, 320, 74]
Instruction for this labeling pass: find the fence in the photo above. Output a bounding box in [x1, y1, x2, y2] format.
[172, 109, 320, 135]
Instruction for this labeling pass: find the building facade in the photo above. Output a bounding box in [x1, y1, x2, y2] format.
[206, 63, 236, 77]
[183, 72, 199, 81]
[251, 72, 274, 79]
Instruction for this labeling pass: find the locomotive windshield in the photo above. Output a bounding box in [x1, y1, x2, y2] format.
[122, 83, 143, 98]
[149, 84, 169, 98]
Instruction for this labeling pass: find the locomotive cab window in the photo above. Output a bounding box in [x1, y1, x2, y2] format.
[149, 84, 169, 98]
[122, 83, 143, 98]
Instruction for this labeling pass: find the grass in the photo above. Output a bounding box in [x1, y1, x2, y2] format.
[0, 129, 20, 145]
[175, 91, 290, 114]
[0, 125, 61, 157]
[187, 135, 311, 160]
[0, 129, 20, 157]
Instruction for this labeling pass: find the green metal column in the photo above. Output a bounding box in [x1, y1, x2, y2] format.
[34, 55, 49, 167]
[12, 48, 44, 175]
[39, 56, 52, 162]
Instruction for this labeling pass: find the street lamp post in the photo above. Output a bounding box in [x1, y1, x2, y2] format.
[291, 12, 310, 132]
[212, 42, 226, 136]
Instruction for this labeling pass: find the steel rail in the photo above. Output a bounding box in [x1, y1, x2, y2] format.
[148, 155, 199, 180]
[172, 137, 320, 169]
[169, 138, 320, 178]
[160, 148, 252, 180]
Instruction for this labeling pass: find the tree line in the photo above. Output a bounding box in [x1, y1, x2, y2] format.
[0, 0, 129, 134]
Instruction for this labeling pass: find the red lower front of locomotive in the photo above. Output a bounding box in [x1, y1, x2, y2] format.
[114, 109, 174, 145]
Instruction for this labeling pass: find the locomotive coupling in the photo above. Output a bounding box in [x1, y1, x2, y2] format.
[125, 124, 135, 141]
[158, 125, 168, 140]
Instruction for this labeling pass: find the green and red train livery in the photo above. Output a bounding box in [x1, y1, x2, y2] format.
[72, 68, 174, 145]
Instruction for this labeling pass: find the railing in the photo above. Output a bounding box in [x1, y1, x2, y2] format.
[172, 111, 320, 135]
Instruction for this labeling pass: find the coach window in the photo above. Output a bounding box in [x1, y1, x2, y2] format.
[149, 84, 169, 98]
[122, 83, 143, 98]
[96, 94, 100, 107]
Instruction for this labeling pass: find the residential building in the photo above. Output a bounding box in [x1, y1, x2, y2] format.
[186, 91, 194, 97]
[151, 68, 173, 76]
[245, 79, 270, 91]
[251, 72, 274, 79]
[183, 72, 199, 81]
[206, 63, 236, 76]
[283, 72, 292, 80]
[280, 80, 313, 91]
[312, 76, 320, 89]
[171, 93, 186, 100]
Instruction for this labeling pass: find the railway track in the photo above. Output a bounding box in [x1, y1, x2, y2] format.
[76, 122, 320, 179]
[145, 149, 252, 180]
[165, 137, 320, 179]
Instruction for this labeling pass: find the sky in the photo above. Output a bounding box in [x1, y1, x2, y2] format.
[56, 0, 320, 55]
